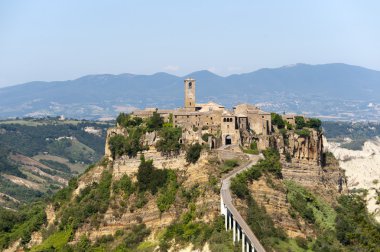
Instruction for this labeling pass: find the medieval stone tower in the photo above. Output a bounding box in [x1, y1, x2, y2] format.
[184, 78, 196, 110]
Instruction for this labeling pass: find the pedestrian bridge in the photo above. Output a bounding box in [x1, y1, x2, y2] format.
[220, 157, 266, 252]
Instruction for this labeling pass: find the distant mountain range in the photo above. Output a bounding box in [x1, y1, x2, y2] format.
[1, 63, 380, 120]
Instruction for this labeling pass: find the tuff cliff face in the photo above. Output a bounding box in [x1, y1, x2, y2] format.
[272, 129, 324, 166]
[232, 134, 345, 246]
[71, 151, 220, 243]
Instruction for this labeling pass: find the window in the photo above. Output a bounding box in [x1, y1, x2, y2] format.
[188, 82, 192, 89]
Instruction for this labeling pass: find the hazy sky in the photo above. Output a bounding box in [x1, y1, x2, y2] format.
[0, 1, 379, 87]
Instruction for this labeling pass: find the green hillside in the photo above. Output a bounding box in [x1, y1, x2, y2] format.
[0, 117, 112, 209]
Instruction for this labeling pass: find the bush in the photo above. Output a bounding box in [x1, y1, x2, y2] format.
[335, 195, 380, 250]
[295, 129, 311, 138]
[230, 173, 250, 199]
[285, 151, 292, 162]
[116, 113, 143, 128]
[285, 181, 336, 230]
[201, 133, 213, 142]
[246, 196, 287, 249]
[295, 236, 308, 249]
[0, 202, 47, 249]
[146, 112, 163, 132]
[122, 224, 151, 249]
[109, 126, 146, 159]
[307, 118, 322, 130]
[59, 170, 112, 230]
[156, 127, 182, 156]
[295, 116, 306, 129]
[113, 174, 135, 198]
[137, 156, 169, 195]
[219, 159, 239, 173]
[186, 143, 202, 164]
[271, 113, 285, 129]
[157, 170, 178, 212]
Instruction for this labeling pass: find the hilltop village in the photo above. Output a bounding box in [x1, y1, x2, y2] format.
[130, 78, 323, 164]
[6, 78, 380, 252]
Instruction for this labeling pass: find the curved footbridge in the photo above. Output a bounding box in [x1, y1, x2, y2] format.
[220, 154, 266, 252]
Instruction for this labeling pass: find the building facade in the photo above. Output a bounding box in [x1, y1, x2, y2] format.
[132, 78, 273, 149]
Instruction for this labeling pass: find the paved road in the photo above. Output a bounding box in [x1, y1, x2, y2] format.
[221, 154, 266, 252]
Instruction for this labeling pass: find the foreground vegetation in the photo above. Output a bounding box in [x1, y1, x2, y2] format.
[1, 114, 380, 251]
[0, 118, 111, 209]
[230, 148, 380, 251]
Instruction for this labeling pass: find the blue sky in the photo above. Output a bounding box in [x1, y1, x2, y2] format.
[0, 0, 379, 87]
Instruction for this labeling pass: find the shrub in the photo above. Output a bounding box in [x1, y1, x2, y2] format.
[271, 113, 285, 129]
[146, 112, 163, 132]
[285, 181, 336, 230]
[59, 171, 112, 230]
[157, 170, 178, 212]
[230, 173, 250, 199]
[108, 127, 146, 159]
[122, 224, 151, 249]
[113, 174, 135, 198]
[186, 143, 202, 164]
[295, 129, 311, 138]
[285, 122, 293, 130]
[116, 113, 143, 128]
[285, 151, 292, 162]
[295, 236, 308, 249]
[335, 195, 380, 250]
[246, 196, 287, 249]
[307, 118, 322, 130]
[137, 156, 167, 194]
[201, 133, 213, 142]
[295, 116, 306, 129]
[156, 127, 182, 156]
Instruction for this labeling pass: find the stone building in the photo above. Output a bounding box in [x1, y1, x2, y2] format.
[132, 78, 274, 149]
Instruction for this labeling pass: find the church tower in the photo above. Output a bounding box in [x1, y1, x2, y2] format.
[184, 78, 196, 109]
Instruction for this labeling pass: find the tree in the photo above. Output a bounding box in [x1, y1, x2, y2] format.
[307, 118, 322, 130]
[271, 113, 285, 129]
[295, 116, 306, 129]
[156, 127, 182, 156]
[108, 135, 127, 159]
[116, 113, 143, 128]
[186, 143, 202, 164]
[137, 156, 168, 194]
[146, 112, 163, 132]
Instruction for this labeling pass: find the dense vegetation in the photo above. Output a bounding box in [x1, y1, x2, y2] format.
[271, 113, 285, 129]
[112, 112, 183, 158]
[231, 147, 380, 251]
[0, 119, 110, 162]
[109, 128, 147, 159]
[271, 113, 321, 136]
[0, 118, 110, 209]
[59, 170, 112, 230]
[0, 202, 46, 250]
[156, 127, 182, 157]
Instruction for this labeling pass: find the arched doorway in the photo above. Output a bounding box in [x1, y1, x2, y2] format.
[225, 135, 232, 145]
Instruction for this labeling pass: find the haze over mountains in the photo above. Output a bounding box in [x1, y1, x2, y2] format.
[1, 63, 380, 120]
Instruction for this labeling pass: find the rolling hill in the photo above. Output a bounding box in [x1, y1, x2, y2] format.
[1, 63, 380, 120]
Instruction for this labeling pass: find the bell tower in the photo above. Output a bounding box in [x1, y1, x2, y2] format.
[184, 78, 196, 109]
